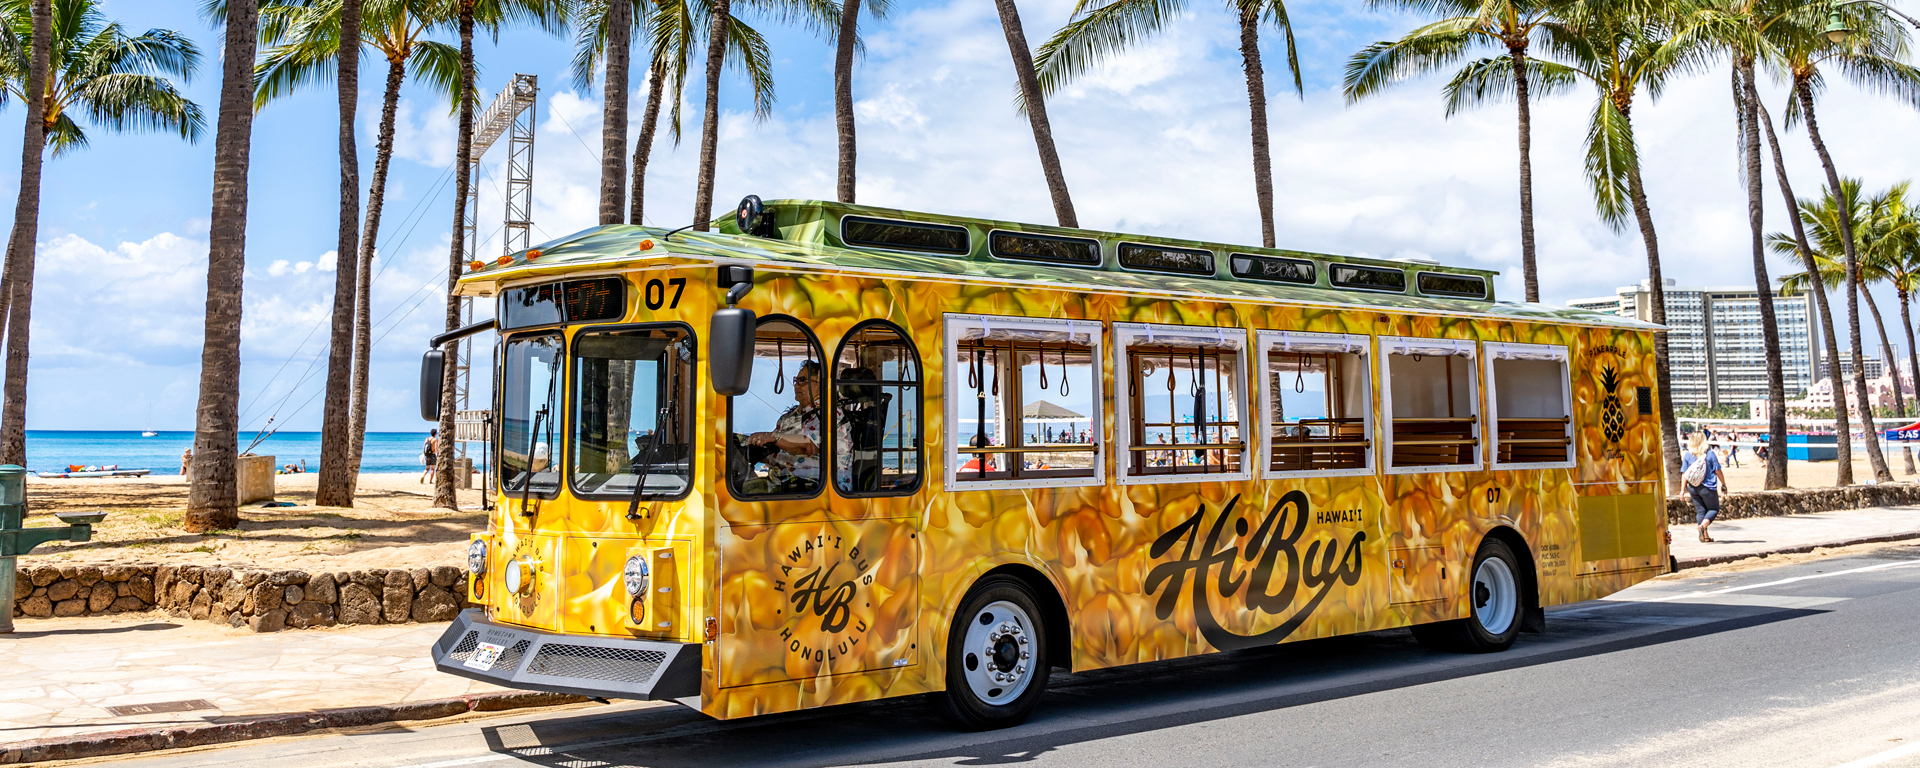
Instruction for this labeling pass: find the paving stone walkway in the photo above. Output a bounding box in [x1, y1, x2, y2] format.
[0, 614, 502, 746]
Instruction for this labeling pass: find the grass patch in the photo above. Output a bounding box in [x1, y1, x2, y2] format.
[141, 512, 183, 527]
[187, 544, 217, 554]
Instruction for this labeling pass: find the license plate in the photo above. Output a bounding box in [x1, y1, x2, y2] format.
[464, 642, 507, 671]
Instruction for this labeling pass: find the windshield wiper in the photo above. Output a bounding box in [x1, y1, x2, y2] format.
[626, 345, 682, 518]
[520, 353, 559, 519]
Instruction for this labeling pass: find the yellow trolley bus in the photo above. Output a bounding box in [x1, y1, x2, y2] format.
[427, 197, 1670, 729]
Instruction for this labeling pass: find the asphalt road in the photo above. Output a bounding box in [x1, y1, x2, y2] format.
[95, 544, 1920, 768]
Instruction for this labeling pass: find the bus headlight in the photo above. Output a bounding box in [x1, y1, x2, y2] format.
[623, 556, 651, 597]
[467, 540, 488, 576]
[505, 559, 533, 594]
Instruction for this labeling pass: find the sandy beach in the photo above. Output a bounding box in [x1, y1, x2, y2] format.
[18, 472, 488, 572]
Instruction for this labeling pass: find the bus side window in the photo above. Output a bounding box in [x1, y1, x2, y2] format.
[1381, 337, 1481, 471]
[946, 314, 1103, 487]
[727, 317, 826, 499]
[1485, 343, 1574, 467]
[1257, 331, 1372, 475]
[1114, 323, 1250, 483]
[832, 321, 922, 496]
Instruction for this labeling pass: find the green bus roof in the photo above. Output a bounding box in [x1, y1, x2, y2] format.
[457, 199, 1657, 331]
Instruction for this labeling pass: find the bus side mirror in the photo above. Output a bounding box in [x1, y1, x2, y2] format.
[420, 348, 446, 420]
[710, 308, 755, 396]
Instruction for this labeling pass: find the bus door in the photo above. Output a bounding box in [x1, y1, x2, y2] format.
[716, 316, 921, 691]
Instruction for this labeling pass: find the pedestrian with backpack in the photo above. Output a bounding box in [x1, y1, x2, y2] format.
[1682, 432, 1728, 542]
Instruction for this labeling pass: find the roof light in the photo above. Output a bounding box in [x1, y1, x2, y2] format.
[496, 255, 513, 266]
[639, 240, 655, 251]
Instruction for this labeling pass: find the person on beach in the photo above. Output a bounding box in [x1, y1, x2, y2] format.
[421, 429, 439, 484]
[180, 447, 192, 477]
[1682, 432, 1728, 543]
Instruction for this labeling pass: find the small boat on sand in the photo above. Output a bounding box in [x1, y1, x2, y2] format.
[36, 465, 152, 479]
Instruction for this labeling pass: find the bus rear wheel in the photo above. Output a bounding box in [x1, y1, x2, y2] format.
[936, 575, 1051, 730]
[1411, 538, 1524, 654]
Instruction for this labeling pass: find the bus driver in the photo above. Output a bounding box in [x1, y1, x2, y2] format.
[745, 359, 822, 493]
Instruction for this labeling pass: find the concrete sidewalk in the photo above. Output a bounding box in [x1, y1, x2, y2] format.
[0, 615, 591, 763]
[1670, 504, 1920, 567]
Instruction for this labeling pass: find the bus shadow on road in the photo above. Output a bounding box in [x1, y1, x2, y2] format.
[474, 601, 1821, 767]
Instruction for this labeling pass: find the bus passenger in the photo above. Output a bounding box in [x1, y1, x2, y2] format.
[746, 360, 822, 493]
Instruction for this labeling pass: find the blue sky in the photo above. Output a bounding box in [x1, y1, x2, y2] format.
[10, 0, 1920, 433]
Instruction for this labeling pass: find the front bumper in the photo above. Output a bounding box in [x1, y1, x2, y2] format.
[432, 609, 701, 702]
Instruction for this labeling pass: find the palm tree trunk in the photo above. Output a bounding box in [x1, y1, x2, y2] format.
[1737, 58, 1787, 489]
[317, 0, 363, 508]
[349, 56, 409, 487]
[834, 0, 860, 203]
[600, 0, 632, 225]
[0, 0, 51, 467]
[1237, 5, 1274, 249]
[1860, 288, 1913, 473]
[1797, 77, 1892, 483]
[1900, 287, 1920, 474]
[1759, 96, 1850, 484]
[992, 0, 1077, 228]
[690, 0, 731, 231]
[1512, 43, 1538, 304]
[187, 0, 259, 533]
[629, 58, 664, 224]
[435, 0, 476, 509]
[1618, 114, 1682, 495]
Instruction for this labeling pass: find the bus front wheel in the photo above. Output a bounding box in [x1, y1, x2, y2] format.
[936, 575, 1051, 730]
[1412, 538, 1524, 653]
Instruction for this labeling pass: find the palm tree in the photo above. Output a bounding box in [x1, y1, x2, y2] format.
[1757, 91, 1851, 483]
[1773, 1, 1920, 483]
[688, 0, 826, 231]
[573, 0, 635, 225]
[435, 0, 565, 508]
[1774, 180, 1915, 474]
[253, 0, 460, 501]
[1674, 0, 1795, 488]
[1877, 188, 1920, 468]
[832, 0, 886, 202]
[1036, 0, 1299, 246]
[1344, 0, 1571, 301]
[0, 0, 203, 466]
[0, 0, 48, 469]
[319, 0, 362, 509]
[1545, 0, 1687, 493]
[188, 0, 258, 533]
[994, 0, 1076, 227]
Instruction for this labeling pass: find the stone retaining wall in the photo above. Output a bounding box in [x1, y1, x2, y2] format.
[1666, 481, 1920, 524]
[9, 564, 468, 632]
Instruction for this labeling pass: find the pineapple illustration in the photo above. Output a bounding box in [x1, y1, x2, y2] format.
[1600, 366, 1626, 443]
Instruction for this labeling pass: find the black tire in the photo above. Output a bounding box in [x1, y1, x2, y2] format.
[1410, 538, 1525, 654]
[935, 575, 1051, 730]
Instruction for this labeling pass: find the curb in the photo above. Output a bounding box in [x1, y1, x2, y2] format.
[0, 690, 590, 765]
[1674, 530, 1920, 570]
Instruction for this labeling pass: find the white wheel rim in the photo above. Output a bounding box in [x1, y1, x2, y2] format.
[960, 600, 1036, 706]
[1473, 556, 1518, 636]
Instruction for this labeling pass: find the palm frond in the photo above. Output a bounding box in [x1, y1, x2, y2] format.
[406, 38, 460, 100]
[1032, 0, 1189, 100]
[1583, 93, 1638, 230]
[723, 12, 776, 119]
[1341, 20, 1472, 104]
[1440, 53, 1575, 115]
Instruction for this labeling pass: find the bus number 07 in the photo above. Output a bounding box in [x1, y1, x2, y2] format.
[644, 278, 685, 310]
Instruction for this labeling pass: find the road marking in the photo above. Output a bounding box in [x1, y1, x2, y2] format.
[1639, 560, 1920, 603]
[388, 757, 509, 768]
[1555, 560, 1920, 618]
[1830, 740, 1920, 768]
[1667, 593, 1849, 609]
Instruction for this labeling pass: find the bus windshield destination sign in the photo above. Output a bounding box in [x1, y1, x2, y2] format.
[499, 277, 626, 330]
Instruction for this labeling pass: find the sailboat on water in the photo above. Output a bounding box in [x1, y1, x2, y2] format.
[142, 405, 158, 437]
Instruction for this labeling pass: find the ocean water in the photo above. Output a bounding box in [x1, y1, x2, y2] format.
[21, 431, 436, 475]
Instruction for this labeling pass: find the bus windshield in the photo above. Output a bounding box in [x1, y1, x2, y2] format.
[571, 326, 695, 498]
[501, 334, 563, 494]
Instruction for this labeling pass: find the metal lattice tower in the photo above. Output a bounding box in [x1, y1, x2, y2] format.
[454, 74, 538, 465]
